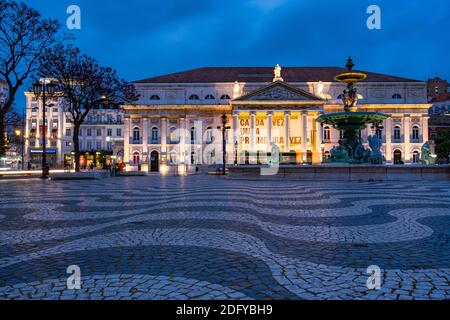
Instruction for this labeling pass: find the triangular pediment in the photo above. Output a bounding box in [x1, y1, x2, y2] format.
[233, 81, 325, 102]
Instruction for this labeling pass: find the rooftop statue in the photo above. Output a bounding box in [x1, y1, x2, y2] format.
[233, 81, 241, 99]
[273, 64, 284, 82]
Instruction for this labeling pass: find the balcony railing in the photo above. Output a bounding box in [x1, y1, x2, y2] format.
[130, 138, 142, 145]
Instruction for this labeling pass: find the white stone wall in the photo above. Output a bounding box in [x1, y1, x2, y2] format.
[134, 82, 427, 106]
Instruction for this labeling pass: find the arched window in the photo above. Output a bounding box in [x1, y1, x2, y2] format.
[323, 126, 331, 141]
[133, 127, 140, 142]
[392, 93, 402, 99]
[191, 127, 196, 144]
[189, 94, 200, 100]
[133, 152, 140, 165]
[151, 127, 159, 143]
[220, 94, 231, 100]
[413, 151, 420, 164]
[206, 127, 213, 143]
[394, 150, 403, 165]
[324, 151, 331, 159]
[376, 128, 383, 140]
[205, 94, 215, 100]
[394, 126, 401, 141]
[150, 95, 160, 100]
[170, 127, 178, 143]
[412, 126, 420, 141]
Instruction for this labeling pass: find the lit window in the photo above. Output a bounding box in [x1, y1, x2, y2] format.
[133, 127, 140, 142]
[376, 128, 383, 140]
[151, 127, 159, 143]
[191, 127, 196, 144]
[394, 126, 401, 140]
[323, 126, 331, 141]
[133, 152, 140, 165]
[412, 126, 420, 141]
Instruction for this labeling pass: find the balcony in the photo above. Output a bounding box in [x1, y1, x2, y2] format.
[130, 138, 142, 145]
[150, 138, 160, 144]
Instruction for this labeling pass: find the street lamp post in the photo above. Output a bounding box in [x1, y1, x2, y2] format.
[218, 114, 231, 175]
[33, 80, 57, 179]
[234, 141, 238, 166]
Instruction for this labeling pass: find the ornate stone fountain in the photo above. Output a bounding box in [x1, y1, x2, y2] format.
[317, 58, 390, 164]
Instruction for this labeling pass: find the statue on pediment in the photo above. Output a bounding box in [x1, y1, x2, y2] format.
[273, 64, 284, 82]
[233, 81, 241, 99]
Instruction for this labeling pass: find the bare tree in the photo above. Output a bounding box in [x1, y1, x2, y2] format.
[0, 0, 62, 156]
[39, 45, 139, 172]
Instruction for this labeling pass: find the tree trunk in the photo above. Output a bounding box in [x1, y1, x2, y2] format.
[73, 124, 81, 172]
[0, 115, 7, 157]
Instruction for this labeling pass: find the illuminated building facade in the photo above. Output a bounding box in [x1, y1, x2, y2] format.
[123, 66, 431, 172]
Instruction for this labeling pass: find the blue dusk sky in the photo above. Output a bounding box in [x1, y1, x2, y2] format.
[16, 0, 450, 107]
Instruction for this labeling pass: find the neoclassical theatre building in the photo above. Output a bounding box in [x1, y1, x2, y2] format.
[123, 65, 431, 172]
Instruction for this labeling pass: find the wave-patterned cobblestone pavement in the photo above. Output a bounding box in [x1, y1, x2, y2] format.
[0, 176, 449, 300]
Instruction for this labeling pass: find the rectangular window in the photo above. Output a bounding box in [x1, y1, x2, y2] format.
[86, 141, 92, 150]
[96, 141, 102, 150]
[107, 129, 112, 137]
[116, 128, 122, 137]
[87, 128, 92, 137]
[97, 128, 102, 137]
[65, 128, 71, 137]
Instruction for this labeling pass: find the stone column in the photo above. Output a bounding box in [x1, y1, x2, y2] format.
[232, 113, 239, 165]
[124, 117, 131, 164]
[180, 117, 186, 164]
[161, 117, 167, 155]
[284, 111, 291, 152]
[142, 118, 149, 171]
[312, 119, 323, 165]
[142, 118, 149, 154]
[421, 115, 429, 143]
[233, 112, 239, 145]
[250, 111, 256, 164]
[267, 112, 273, 152]
[404, 115, 411, 163]
[385, 118, 393, 163]
[301, 112, 308, 163]
[194, 119, 203, 165]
